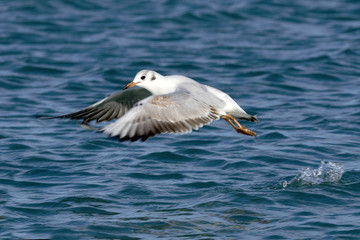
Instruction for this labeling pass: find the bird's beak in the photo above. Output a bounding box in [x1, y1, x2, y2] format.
[123, 81, 138, 90]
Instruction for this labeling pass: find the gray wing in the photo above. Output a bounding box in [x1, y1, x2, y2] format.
[102, 90, 220, 141]
[48, 87, 152, 123]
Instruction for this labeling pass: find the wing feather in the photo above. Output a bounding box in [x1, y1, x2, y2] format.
[42, 87, 152, 123]
[102, 90, 220, 141]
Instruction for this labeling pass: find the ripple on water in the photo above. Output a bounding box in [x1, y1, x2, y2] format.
[180, 147, 215, 156]
[60, 196, 113, 204]
[168, 138, 220, 147]
[119, 185, 153, 197]
[176, 181, 220, 189]
[139, 151, 192, 163]
[7, 143, 33, 151]
[127, 172, 185, 180]
[259, 131, 288, 140]
[304, 73, 343, 82]
[16, 65, 68, 76]
[0, 178, 60, 188]
[66, 206, 118, 215]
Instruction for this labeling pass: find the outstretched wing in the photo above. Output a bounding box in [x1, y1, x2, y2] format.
[101, 90, 220, 141]
[44, 87, 152, 123]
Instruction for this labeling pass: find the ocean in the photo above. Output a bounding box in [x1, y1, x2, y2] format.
[1, 0, 360, 239]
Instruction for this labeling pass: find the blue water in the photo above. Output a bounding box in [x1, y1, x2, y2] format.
[1, 0, 360, 239]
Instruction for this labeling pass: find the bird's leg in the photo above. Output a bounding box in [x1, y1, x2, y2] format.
[222, 114, 257, 137]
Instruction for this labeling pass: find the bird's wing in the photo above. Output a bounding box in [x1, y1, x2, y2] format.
[46, 87, 152, 123]
[101, 90, 220, 141]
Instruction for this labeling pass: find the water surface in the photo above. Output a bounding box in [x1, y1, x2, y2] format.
[1, 0, 360, 239]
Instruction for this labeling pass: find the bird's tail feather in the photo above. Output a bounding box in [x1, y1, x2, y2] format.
[238, 115, 258, 123]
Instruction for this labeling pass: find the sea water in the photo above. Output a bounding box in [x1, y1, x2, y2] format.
[1, 0, 360, 239]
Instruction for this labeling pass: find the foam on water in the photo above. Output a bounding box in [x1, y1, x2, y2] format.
[282, 161, 345, 188]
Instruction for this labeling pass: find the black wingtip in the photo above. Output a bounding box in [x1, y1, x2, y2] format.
[102, 131, 154, 142]
[250, 115, 258, 123]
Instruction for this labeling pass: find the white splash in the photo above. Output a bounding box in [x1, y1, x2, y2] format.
[282, 161, 345, 188]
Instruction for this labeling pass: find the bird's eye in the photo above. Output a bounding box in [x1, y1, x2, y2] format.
[141, 76, 145, 80]
[151, 76, 156, 80]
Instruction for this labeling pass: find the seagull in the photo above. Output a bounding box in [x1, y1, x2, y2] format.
[44, 70, 258, 141]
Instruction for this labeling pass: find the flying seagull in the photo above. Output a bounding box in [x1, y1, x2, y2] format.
[43, 70, 258, 141]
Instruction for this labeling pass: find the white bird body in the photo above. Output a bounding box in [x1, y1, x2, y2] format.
[130, 71, 250, 119]
[44, 70, 257, 141]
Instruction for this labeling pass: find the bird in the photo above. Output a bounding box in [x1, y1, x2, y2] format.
[43, 70, 258, 141]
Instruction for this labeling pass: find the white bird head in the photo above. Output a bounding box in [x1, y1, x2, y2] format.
[123, 70, 161, 89]
[124, 70, 178, 95]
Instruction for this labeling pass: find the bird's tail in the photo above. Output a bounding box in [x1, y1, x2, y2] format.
[238, 115, 258, 123]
